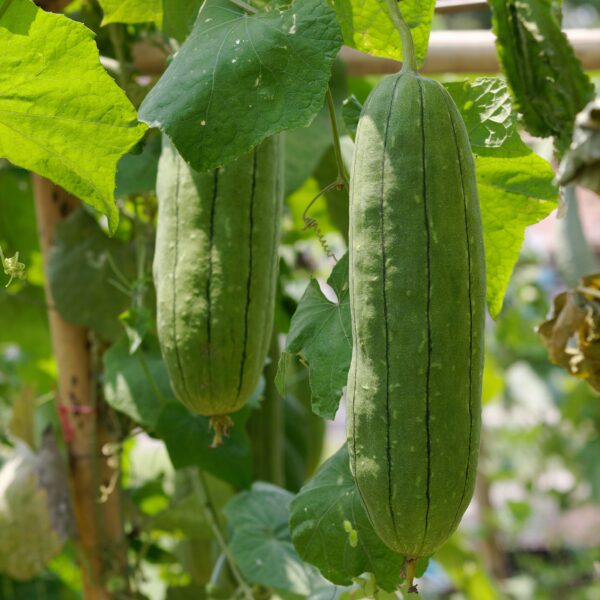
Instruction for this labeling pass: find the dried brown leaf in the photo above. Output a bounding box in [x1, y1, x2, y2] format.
[538, 273, 600, 392]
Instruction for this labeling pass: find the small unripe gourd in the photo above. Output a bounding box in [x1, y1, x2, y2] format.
[347, 71, 486, 559]
[154, 136, 283, 443]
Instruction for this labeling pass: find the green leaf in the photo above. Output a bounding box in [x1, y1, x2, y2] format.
[139, 0, 343, 172]
[224, 482, 340, 598]
[277, 253, 352, 420]
[446, 77, 558, 318]
[154, 404, 253, 489]
[47, 210, 137, 341]
[103, 336, 176, 429]
[98, 0, 162, 25]
[489, 0, 594, 155]
[289, 445, 404, 591]
[476, 151, 556, 318]
[332, 0, 435, 64]
[341, 95, 362, 140]
[0, 0, 146, 233]
[115, 134, 161, 198]
[162, 0, 203, 43]
[444, 78, 514, 153]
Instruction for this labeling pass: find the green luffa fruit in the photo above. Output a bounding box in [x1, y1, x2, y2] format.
[347, 71, 486, 559]
[155, 136, 283, 443]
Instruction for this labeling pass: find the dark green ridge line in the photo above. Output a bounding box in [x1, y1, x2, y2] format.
[380, 75, 403, 537]
[206, 169, 220, 402]
[417, 78, 432, 557]
[443, 94, 476, 539]
[237, 149, 258, 400]
[170, 155, 192, 403]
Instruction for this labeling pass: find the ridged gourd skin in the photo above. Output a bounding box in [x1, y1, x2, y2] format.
[154, 136, 283, 418]
[347, 71, 486, 558]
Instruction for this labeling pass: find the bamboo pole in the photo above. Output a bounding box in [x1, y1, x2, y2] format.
[129, 29, 600, 77]
[33, 179, 126, 599]
[341, 29, 600, 75]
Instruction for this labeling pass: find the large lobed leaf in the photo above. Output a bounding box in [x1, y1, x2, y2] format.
[332, 0, 435, 65]
[277, 254, 352, 420]
[289, 445, 404, 591]
[224, 482, 344, 598]
[139, 0, 343, 172]
[0, 0, 146, 233]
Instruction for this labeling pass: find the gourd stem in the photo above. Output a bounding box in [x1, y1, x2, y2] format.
[0, 0, 14, 19]
[326, 88, 349, 185]
[190, 469, 254, 600]
[229, 0, 257, 14]
[384, 0, 418, 73]
[405, 558, 418, 593]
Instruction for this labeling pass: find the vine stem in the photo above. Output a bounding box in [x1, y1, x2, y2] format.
[0, 0, 14, 19]
[229, 0, 257, 14]
[383, 0, 418, 72]
[325, 88, 348, 186]
[189, 470, 254, 600]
